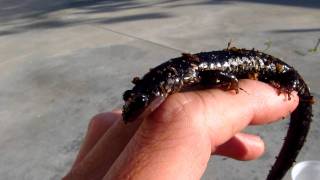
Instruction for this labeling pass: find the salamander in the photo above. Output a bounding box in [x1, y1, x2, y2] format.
[122, 47, 314, 180]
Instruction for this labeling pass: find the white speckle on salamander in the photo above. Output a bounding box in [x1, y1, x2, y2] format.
[199, 62, 209, 70]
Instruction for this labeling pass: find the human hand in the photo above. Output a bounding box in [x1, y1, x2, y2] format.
[63, 80, 298, 180]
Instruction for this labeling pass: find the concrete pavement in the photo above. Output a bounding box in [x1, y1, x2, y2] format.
[0, 0, 319, 179]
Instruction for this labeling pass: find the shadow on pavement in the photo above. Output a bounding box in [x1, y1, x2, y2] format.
[269, 28, 320, 34]
[231, 0, 320, 9]
[0, 0, 181, 36]
[0, 0, 319, 37]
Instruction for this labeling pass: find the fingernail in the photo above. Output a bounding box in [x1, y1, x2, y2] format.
[149, 96, 165, 112]
[138, 96, 165, 120]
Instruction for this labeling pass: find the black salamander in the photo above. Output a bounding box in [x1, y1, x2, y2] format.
[122, 47, 314, 180]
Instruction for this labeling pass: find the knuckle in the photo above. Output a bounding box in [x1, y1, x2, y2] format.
[88, 112, 115, 131]
[88, 114, 104, 129]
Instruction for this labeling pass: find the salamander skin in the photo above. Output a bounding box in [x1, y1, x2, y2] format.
[122, 47, 314, 180]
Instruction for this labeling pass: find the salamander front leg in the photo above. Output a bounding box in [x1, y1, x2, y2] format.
[200, 71, 239, 93]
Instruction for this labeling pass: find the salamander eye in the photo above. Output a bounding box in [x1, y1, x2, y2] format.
[123, 90, 134, 101]
[134, 94, 149, 107]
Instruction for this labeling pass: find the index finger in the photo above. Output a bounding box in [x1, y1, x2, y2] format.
[103, 80, 298, 180]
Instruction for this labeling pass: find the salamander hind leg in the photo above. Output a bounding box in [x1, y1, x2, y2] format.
[269, 80, 294, 99]
[200, 71, 239, 93]
[268, 70, 301, 100]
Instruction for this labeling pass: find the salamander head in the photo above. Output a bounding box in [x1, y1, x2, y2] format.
[122, 90, 149, 123]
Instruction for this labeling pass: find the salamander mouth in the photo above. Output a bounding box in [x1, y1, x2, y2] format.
[122, 94, 149, 122]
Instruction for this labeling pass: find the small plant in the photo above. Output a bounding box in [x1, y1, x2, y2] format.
[294, 38, 320, 56]
[263, 40, 272, 51]
[308, 38, 320, 53]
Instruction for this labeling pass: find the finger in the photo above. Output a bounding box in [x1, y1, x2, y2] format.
[72, 111, 121, 167]
[64, 99, 164, 180]
[239, 80, 299, 125]
[200, 79, 299, 147]
[64, 119, 141, 180]
[215, 132, 265, 161]
[104, 80, 298, 180]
